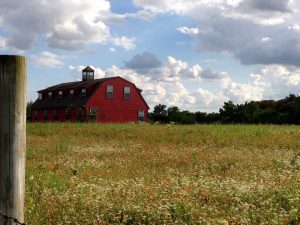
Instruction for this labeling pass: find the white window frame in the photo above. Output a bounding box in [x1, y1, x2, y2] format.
[69, 89, 74, 97]
[106, 85, 113, 99]
[48, 92, 52, 99]
[138, 110, 145, 121]
[38, 93, 42, 100]
[124, 87, 131, 100]
[58, 90, 63, 98]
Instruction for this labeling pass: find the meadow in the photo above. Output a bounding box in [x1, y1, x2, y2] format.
[26, 123, 300, 225]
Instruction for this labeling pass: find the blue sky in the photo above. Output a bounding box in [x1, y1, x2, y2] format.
[0, 0, 300, 112]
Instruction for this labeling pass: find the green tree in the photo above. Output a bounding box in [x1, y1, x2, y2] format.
[167, 106, 180, 123]
[152, 104, 168, 123]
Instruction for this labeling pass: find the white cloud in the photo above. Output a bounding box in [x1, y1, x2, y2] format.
[0, 36, 6, 50]
[127, 10, 155, 21]
[48, 17, 110, 50]
[0, 0, 128, 50]
[161, 56, 202, 81]
[69, 56, 300, 112]
[177, 27, 199, 35]
[133, 0, 294, 24]
[201, 67, 229, 80]
[223, 79, 265, 103]
[111, 36, 136, 50]
[133, 0, 208, 15]
[193, 88, 227, 111]
[134, 0, 300, 67]
[261, 37, 270, 42]
[288, 23, 300, 31]
[31, 51, 63, 68]
[109, 47, 116, 52]
[256, 65, 300, 97]
[68, 56, 203, 110]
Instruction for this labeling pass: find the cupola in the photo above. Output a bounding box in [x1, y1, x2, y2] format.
[82, 66, 94, 82]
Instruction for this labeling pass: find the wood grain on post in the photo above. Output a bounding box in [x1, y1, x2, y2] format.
[0, 56, 26, 225]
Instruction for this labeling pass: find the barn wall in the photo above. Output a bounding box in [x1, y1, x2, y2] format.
[31, 108, 76, 122]
[85, 78, 149, 123]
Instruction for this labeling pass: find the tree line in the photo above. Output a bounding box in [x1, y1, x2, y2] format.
[149, 94, 300, 124]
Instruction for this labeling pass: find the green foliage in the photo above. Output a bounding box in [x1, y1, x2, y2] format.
[150, 105, 196, 124]
[150, 94, 300, 125]
[150, 104, 168, 123]
[218, 94, 300, 124]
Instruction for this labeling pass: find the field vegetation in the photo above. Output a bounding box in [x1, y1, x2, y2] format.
[26, 123, 300, 224]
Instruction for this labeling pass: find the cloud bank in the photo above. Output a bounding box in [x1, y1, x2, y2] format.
[69, 53, 300, 111]
[0, 0, 136, 50]
[134, 0, 300, 67]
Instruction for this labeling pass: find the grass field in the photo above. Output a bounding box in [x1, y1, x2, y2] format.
[26, 123, 300, 225]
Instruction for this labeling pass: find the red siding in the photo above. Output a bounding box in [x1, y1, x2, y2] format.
[31, 77, 149, 123]
[85, 77, 149, 123]
[58, 109, 65, 122]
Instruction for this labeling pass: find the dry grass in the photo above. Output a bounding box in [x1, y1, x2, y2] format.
[26, 123, 300, 224]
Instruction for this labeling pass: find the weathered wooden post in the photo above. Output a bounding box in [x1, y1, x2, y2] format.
[0, 56, 26, 225]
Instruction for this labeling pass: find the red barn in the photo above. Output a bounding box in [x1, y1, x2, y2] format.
[31, 66, 149, 123]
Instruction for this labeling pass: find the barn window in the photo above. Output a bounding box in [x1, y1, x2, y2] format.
[69, 89, 74, 97]
[88, 71, 94, 79]
[106, 85, 113, 99]
[48, 92, 52, 99]
[38, 93, 42, 100]
[43, 110, 48, 121]
[58, 90, 63, 98]
[82, 71, 87, 80]
[89, 107, 98, 121]
[138, 110, 145, 122]
[124, 87, 131, 100]
[81, 88, 87, 96]
[77, 108, 84, 122]
[54, 110, 59, 121]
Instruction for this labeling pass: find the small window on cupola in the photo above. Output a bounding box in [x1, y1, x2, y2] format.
[88, 71, 94, 79]
[38, 93, 42, 100]
[82, 71, 87, 80]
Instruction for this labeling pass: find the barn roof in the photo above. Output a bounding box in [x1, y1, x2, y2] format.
[82, 66, 94, 72]
[31, 77, 149, 110]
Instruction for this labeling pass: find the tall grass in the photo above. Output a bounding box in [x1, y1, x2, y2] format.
[26, 123, 300, 224]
